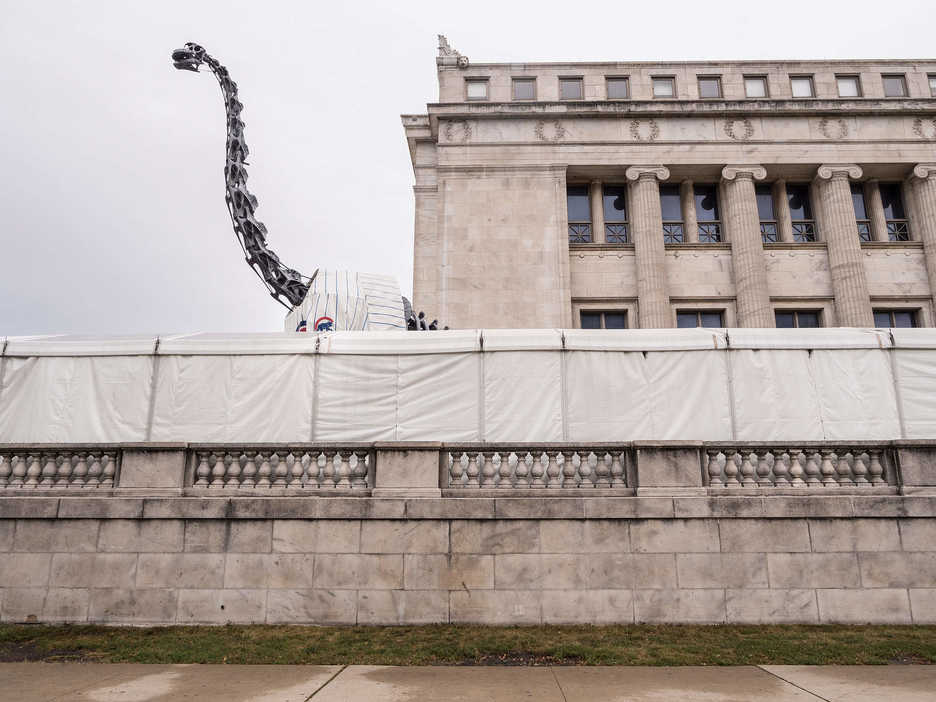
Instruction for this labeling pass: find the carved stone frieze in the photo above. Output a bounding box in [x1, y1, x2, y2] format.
[913, 117, 936, 139]
[629, 118, 660, 142]
[819, 117, 849, 140]
[534, 120, 566, 142]
[444, 119, 472, 144]
[723, 118, 754, 141]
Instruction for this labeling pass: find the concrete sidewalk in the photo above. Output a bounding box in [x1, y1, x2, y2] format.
[1, 663, 934, 701]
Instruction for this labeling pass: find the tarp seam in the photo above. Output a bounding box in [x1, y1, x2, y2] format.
[143, 337, 162, 442]
[310, 353, 320, 442]
[723, 342, 738, 441]
[478, 349, 486, 442]
[0, 338, 8, 413]
[560, 331, 569, 442]
[888, 331, 908, 440]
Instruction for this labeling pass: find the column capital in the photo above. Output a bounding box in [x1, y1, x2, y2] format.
[816, 164, 863, 181]
[721, 164, 766, 182]
[911, 163, 936, 181]
[625, 165, 670, 182]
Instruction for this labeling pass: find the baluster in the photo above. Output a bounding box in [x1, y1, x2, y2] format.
[10, 455, 25, 488]
[39, 453, 57, 488]
[756, 451, 772, 487]
[739, 452, 756, 487]
[465, 452, 480, 488]
[69, 453, 86, 488]
[24, 454, 40, 488]
[208, 452, 224, 487]
[562, 451, 578, 488]
[610, 452, 626, 487]
[285, 452, 300, 487]
[852, 451, 869, 486]
[595, 452, 611, 488]
[53, 454, 72, 488]
[192, 452, 209, 487]
[352, 450, 369, 488]
[773, 452, 791, 487]
[530, 452, 546, 488]
[100, 453, 116, 488]
[335, 450, 352, 488]
[85, 453, 102, 488]
[480, 451, 497, 488]
[271, 452, 288, 487]
[299, 452, 313, 487]
[803, 452, 821, 486]
[580, 452, 595, 488]
[499, 452, 514, 487]
[705, 449, 722, 487]
[789, 450, 806, 487]
[255, 452, 272, 487]
[723, 450, 740, 487]
[223, 453, 239, 488]
[449, 452, 466, 488]
[836, 452, 855, 487]
[241, 452, 257, 488]
[546, 451, 562, 488]
[320, 451, 334, 487]
[820, 451, 837, 487]
[868, 450, 886, 486]
[0, 454, 9, 488]
[515, 452, 532, 487]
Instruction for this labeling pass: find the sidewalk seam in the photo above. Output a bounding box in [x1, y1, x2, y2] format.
[550, 666, 569, 702]
[305, 664, 348, 700]
[757, 665, 831, 702]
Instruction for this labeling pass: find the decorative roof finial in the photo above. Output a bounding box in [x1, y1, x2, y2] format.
[437, 35, 469, 68]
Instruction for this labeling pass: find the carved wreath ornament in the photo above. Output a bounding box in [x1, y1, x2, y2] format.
[534, 120, 566, 142]
[819, 117, 849, 140]
[629, 119, 660, 142]
[913, 117, 936, 140]
[723, 118, 754, 141]
[444, 119, 471, 143]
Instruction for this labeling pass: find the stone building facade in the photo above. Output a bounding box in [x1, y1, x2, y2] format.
[403, 41, 936, 329]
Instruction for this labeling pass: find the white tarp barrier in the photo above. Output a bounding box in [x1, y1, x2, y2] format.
[2, 329, 935, 444]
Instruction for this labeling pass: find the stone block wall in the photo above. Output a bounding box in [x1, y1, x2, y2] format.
[2, 502, 935, 625]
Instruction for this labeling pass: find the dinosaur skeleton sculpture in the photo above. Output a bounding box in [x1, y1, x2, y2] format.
[171, 42, 440, 330]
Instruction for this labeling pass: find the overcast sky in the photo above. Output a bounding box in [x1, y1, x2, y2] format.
[1, 0, 933, 335]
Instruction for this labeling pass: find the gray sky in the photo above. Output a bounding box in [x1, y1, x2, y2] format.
[1, 0, 933, 335]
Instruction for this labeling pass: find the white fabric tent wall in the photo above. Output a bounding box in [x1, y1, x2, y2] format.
[1, 329, 934, 444]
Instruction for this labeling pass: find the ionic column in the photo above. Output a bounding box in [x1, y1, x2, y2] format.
[680, 180, 698, 243]
[815, 164, 873, 327]
[625, 165, 673, 328]
[910, 164, 936, 310]
[773, 179, 794, 243]
[864, 180, 888, 242]
[722, 165, 773, 327]
[589, 179, 605, 243]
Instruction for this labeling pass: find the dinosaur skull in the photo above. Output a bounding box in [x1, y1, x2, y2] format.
[171, 42, 207, 72]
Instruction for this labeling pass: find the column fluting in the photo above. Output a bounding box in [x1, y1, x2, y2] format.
[625, 165, 672, 328]
[911, 164, 936, 312]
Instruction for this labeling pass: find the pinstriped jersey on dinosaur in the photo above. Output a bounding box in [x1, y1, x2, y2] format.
[284, 270, 406, 332]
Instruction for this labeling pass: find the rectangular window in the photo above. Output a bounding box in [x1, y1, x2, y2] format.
[581, 310, 627, 329]
[930, 75, 936, 97]
[652, 76, 675, 98]
[659, 184, 684, 243]
[606, 76, 629, 99]
[836, 75, 861, 97]
[512, 78, 536, 100]
[880, 183, 909, 241]
[756, 184, 778, 242]
[882, 74, 908, 97]
[775, 310, 822, 328]
[465, 79, 488, 101]
[694, 184, 721, 242]
[559, 77, 584, 100]
[677, 311, 724, 328]
[602, 184, 629, 243]
[744, 76, 768, 98]
[567, 185, 591, 243]
[790, 76, 815, 98]
[851, 183, 871, 242]
[698, 76, 722, 98]
[874, 309, 918, 328]
[787, 184, 816, 242]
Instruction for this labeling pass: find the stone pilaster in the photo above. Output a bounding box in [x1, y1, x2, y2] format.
[864, 180, 888, 242]
[910, 164, 936, 311]
[680, 180, 698, 243]
[815, 164, 873, 327]
[589, 179, 605, 243]
[625, 165, 673, 328]
[773, 179, 794, 243]
[722, 165, 773, 327]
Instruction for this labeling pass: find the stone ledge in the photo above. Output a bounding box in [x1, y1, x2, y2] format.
[3, 495, 935, 520]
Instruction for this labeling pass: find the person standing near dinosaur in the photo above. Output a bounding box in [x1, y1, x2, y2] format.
[171, 42, 437, 331]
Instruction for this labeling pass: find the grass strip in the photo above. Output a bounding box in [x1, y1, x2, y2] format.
[1, 624, 934, 666]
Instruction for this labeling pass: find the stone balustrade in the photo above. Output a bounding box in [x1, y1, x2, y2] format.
[705, 445, 891, 489]
[191, 448, 373, 490]
[445, 447, 628, 489]
[0, 449, 118, 489]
